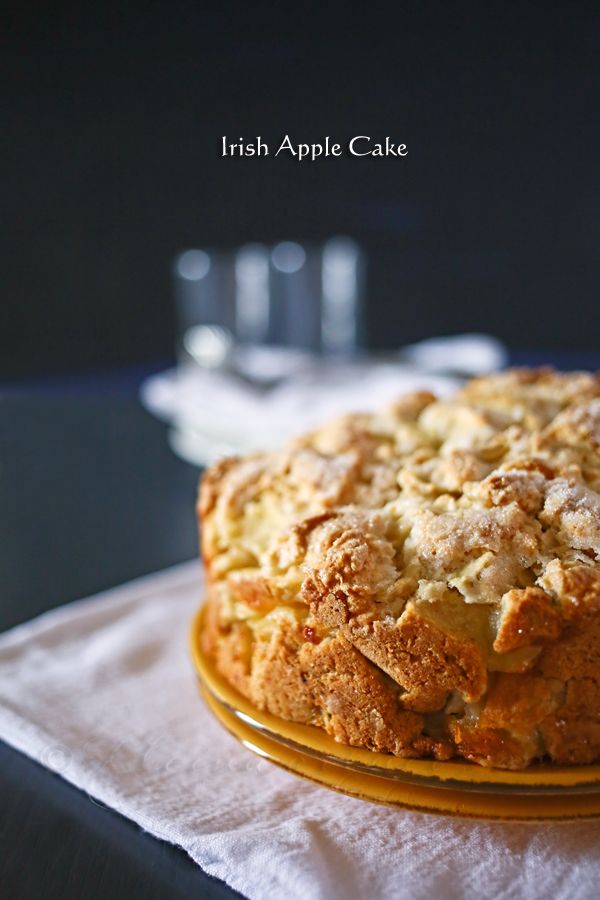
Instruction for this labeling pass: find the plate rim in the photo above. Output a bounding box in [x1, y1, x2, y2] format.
[190, 605, 600, 793]
[201, 684, 600, 822]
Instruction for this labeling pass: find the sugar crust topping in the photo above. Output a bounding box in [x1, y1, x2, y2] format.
[200, 369, 600, 768]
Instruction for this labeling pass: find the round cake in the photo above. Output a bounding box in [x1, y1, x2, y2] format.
[199, 368, 600, 769]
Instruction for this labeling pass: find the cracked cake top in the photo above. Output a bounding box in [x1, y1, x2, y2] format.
[200, 368, 600, 767]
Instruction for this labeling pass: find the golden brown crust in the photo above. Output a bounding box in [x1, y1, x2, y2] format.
[198, 456, 240, 521]
[199, 370, 600, 768]
[493, 587, 562, 653]
[248, 621, 316, 723]
[297, 635, 425, 755]
[449, 722, 541, 770]
[345, 604, 487, 713]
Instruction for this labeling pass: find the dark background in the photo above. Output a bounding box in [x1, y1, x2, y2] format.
[3, 2, 600, 378]
[1, 11, 600, 895]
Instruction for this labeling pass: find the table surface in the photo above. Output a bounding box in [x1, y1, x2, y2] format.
[0, 393, 241, 900]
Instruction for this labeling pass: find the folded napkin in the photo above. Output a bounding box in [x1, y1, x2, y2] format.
[141, 334, 507, 464]
[1, 562, 600, 900]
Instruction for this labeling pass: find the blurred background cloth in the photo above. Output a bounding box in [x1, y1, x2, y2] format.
[141, 333, 507, 463]
[3, 3, 600, 379]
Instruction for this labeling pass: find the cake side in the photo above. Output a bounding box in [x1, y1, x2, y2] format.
[199, 369, 600, 768]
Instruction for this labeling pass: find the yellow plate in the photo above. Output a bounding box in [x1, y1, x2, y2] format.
[191, 607, 600, 820]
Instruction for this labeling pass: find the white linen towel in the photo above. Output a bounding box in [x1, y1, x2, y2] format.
[1, 562, 600, 900]
[140, 333, 506, 464]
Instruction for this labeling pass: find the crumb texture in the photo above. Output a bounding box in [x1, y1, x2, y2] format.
[199, 368, 600, 768]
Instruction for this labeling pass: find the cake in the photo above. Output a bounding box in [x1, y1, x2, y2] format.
[198, 368, 600, 769]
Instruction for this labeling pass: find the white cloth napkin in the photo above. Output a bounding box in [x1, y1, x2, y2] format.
[1, 562, 600, 900]
[141, 334, 507, 464]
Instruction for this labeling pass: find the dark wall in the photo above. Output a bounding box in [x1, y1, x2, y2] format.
[4, 3, 600, 377]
